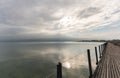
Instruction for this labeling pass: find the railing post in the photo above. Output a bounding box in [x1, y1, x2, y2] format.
[95, 47, 99, 65]
[99, 46, 102, 58]
[57, 62, 62, 78]
[87, 49, 92, 78]
[101, 44, 103, 53]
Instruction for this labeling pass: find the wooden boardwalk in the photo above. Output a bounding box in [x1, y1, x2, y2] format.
[93, 42, 120, 78]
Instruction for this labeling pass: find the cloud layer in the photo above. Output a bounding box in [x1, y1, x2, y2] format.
[0, 0, 120, 40]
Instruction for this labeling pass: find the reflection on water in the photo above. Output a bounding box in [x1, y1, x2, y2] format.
[0, 42, 103, 78]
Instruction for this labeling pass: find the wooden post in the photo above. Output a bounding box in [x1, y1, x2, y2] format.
[87, 49, 92, 78]
[99, 46, 102, 58]
[57, 62, 62, 78]
[95, 47, 99, 65]
[101, 44, 103, 53]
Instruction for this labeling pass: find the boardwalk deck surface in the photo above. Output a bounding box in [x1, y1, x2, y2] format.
[93, 42, 120, 78]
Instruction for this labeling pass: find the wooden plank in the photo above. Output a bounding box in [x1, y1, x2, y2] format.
[93, 42, 120, 78]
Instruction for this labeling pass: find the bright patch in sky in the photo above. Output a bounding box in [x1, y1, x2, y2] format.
[60, 16, 74, 26]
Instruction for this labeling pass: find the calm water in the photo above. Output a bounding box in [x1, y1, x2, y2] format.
[0, 42, 103, 78]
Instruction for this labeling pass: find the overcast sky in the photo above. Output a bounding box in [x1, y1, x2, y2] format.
[0, 0, 120, 40]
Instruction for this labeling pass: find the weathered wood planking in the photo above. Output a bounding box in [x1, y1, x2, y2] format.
[93, 42, 120, 78]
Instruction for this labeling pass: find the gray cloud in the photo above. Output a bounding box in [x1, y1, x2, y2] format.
[0, 0, 120, 40]
[0, 0, 86, 26]
[79, 7, 101, 18]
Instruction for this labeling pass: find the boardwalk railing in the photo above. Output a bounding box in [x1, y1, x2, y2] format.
[46, 42, 107, 78]
[95, 47, 99, 65]
[57, 62, 62, 78]
[87, 49, 93, 78]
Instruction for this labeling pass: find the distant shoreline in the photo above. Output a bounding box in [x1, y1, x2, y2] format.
[0, 39, 119, 43]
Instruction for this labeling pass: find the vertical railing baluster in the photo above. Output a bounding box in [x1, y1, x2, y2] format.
[57, 62, 62, 78]
[95, 47, 99, 65]
[99, 46, 102, 58]
[87, 49, 93, 78]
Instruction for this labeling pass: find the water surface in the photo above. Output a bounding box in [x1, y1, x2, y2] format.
[0, 42, 103, 78]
